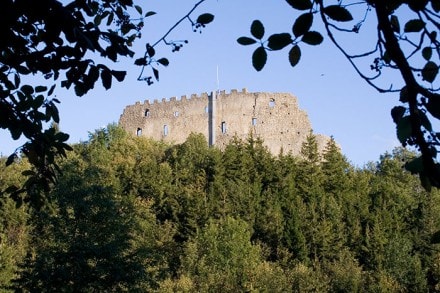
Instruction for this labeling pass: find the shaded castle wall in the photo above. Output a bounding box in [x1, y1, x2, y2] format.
[119, 89, 328, 156]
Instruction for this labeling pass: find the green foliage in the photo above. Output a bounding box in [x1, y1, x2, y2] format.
[1, 126, 440, 291]
[17, 164, 148, 290]
[12, 126, 177, 291]
[0, 197, 29, 292]
[0, 158, 31, 291]
[6, 0, 440, 289]
[324, 249, 364, 292]
[322, 136, 352, 194]
[180, 217, 261, 292]
[290, 262, 330, 292]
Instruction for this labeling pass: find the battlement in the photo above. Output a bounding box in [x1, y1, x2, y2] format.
[131, 88, 249, 107]
[119, 89, 328, 156]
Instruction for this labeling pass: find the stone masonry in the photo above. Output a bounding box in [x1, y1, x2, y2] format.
[119, 89, 329, 156]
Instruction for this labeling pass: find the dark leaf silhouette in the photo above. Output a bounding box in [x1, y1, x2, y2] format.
[252, 46, 267, 71]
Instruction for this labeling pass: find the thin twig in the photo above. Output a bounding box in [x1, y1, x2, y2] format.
[317, 0, 396, 93]
[137, 0, 209, 81]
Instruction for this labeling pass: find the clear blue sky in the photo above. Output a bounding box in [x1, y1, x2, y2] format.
[1, 0, 408, 166]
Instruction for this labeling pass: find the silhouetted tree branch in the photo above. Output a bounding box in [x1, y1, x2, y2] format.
[0, 0, 213, 208]
[238, 0, 440, 189]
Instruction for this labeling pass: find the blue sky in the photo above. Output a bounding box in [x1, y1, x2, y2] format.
[1, 0, 407, 166]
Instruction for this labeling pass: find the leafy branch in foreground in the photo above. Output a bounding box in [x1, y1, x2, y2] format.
[0, 0, 213, 208]
[238, 0, 440, 190]
[135, 0, 214, 84]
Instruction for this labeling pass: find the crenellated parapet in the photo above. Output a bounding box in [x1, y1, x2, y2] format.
[124, 88, 249, 108]
[119, 89, 328, 156]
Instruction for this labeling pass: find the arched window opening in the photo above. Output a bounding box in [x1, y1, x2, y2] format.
[269, 98, 275, 108]
[163, 125, 169, 136]
[145, 109, 150, 117]
[136, 128, 142, 136]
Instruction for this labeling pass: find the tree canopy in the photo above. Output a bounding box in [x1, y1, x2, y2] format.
[2, 126, 440, 291]
[238, 0, 440, 189]
[2, 0, 440, 199]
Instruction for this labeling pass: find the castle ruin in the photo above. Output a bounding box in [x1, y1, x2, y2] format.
[119, 89, 329, 156]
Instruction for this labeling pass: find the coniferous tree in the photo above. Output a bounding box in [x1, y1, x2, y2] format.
[321, 136, 352, 195]
[221, 137, 259, 223]
[2, 124, 440, 291]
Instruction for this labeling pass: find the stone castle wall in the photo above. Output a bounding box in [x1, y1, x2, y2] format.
[119, 89, 329, 155]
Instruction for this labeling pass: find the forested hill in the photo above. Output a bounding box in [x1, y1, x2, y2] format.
[1, 124, 440, 292]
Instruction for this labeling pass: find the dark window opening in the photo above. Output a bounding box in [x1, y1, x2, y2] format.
[136, 128, 142, 136]
[145, 109, 150, 117]
[221, 121, 227, 134]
